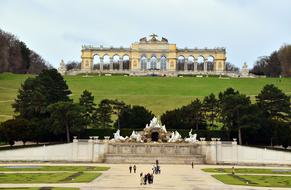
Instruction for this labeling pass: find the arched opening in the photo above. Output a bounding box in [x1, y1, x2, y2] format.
[93, 54, 100, 70]
[103, 54, 110, 70]
[188, 56, 195, 71]
[207, 56, 215, 71]
[151, 132, 159, 142]
[177, 55, 185, 71]
[122, 55, 130, 70]
[160, 56, 167, 71]
[140, 55, 147, 70]
[113, 55, 120, 70]
[197, 56, 205, 71]
[150, 56, 158, 70]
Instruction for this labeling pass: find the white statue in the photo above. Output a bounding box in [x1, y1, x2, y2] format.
[145, 117, 167, 133]
[185, 129, 198, 143]
[168, 131, 182, 142]
[129, 130, 142, 142]
[111, 129, 127, 142]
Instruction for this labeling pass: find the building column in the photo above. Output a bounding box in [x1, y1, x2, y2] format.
[204, 61, 207, 72]
[119, 58, 123, 71]
[100, 57, 104, 71]
[194, 60, 197, 72]
[109, 57, 113, 71]
[184, 59, 188, 71]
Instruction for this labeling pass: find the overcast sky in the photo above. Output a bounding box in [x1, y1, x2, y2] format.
[1, 0, 291, 68]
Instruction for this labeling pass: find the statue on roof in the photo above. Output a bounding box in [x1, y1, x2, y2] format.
[161, 37, 168, 42]
[149, 33, 158, 42]
[139, 37, 147, 42]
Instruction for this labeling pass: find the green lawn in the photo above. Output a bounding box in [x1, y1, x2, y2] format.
[0, 166, 109, 172]
[0, 172, 101, 183]
[1, 73, 291, 121]
[203, 168, 291, 175]
[213, 174, 291, 188]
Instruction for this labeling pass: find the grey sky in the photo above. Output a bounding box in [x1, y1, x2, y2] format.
[1, 0, 291, 68]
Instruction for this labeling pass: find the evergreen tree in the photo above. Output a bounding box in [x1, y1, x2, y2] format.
[118, 105, 154, 129]
[219, 88, 258, 144]
[48, 101, 87, 142]
[93, 99, 113, 128]
[79, 90, 96, 125]
[256, 84, 291, 145]
[203, 93, 219, 127]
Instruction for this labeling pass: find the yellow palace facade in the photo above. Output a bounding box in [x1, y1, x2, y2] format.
[80, 34, 227, 76]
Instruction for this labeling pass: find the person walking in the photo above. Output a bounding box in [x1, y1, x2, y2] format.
[129, 165, 132, 173]
[140, 173, 143, 185]
[133, 165, 137, 173]
[191, 161, 194, 169]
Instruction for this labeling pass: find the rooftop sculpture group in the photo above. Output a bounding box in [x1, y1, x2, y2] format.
[109, 117, 198, 143]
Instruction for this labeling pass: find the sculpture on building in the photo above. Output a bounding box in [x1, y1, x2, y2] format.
[241, 62, 249, 77]
[58, 59, 66, 75]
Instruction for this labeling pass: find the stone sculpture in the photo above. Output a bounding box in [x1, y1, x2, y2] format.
[129, 130, 143, 142]
[185, 129, 198, 143]
[168, 131, 182, 142]
[111, 129, 127, 142]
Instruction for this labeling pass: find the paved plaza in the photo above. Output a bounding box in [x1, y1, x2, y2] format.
[0, 163, 289, 190]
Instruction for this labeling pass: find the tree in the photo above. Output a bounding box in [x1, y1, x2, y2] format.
[186, 99, 205, 130]
[109, 99, 127, 129]
[0, 118, 32, 145]
[37, 69, 71, 104]
[203, 93, 219, 127]
[256, 84, 291, 145]
[79, 90, 96, 125]
[278, 44, 291, 77]
[161, 99, 206, 130]
[161, 108, 182, 129]
[225, 62, 239, 72]
[118, 105, 154, 129]
[93, 99, 113, 128]
[65, 61, 81, 71]
[219, 88, 258, 144]
[0, 28, 48, 74]
[48, 101, 87, 142]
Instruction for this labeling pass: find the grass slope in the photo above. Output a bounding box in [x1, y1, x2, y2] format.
[0, 73, 290, 121]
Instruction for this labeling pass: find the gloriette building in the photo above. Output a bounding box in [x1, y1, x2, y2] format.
[80, 34, 226, 76]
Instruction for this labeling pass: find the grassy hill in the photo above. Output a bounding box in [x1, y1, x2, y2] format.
[0, 73, 290, 122]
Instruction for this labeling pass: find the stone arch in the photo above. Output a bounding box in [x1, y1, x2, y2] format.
[122, 55, 130, 70]
[207, 55, 215, 71]
[197, 55, 205, 71]
[140, 55, 147, 70]
[93, 54, 100, 70]
[113, 54, 120, 70]
[188, 56, 195, 71]
[103, 54, 110, 70]
[160, 56, 167, 71]
[177, 55, 185, 71]
[150, 56, 158, 70]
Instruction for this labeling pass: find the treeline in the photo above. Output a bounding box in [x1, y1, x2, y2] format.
[251, 44, 291, 77]
[0, 69, 290, 147]
[0, 29, 49, 74]
[0, 69, 154, 144]
[161, 86, 291, 146]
